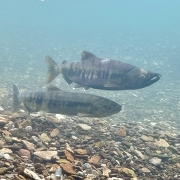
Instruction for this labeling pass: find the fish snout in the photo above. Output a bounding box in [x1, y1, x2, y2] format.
[146, 73, 161, 85]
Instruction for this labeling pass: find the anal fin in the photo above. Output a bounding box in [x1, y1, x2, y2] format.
[62, 74, 72, 85]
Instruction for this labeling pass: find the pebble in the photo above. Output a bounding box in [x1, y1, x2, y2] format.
[34, 151, 58, 161]
[139, 167, 151, 173]
[3, 153, 11, 160]
[40, 133, 51, 143]
[140, 135, 154, 142]
[149, 157, 162, 166]
[154, 138, 170, 147]
[82, 163, 92, 170]
[22, 140, 35, 151]
[78, 123, 91, 130]
[114, 126, 126, 137]
[50, 128, 60, 137]
[88, 155, 101, 165]
[24, 126, 32, 133]
[18, 149, 31, 159]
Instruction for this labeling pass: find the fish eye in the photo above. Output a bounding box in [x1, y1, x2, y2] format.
[140, 75, 145, 78]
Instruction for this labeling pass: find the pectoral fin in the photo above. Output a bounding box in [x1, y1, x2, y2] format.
[103, 81, 120, 88]
[77, 113, 92, 117]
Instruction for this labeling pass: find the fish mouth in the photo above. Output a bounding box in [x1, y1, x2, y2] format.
[145, 73, 161, 86]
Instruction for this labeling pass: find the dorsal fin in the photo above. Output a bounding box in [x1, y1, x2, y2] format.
[47, 85, 62, 91]
[62, 60, 67, 64]
[81, 50, 96, 60]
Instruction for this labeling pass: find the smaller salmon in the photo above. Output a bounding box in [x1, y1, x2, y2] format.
[12, 83, 121, 117]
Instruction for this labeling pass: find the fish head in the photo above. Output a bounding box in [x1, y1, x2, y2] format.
[123, 68, 161, 89]
[90, 98, 121, 117]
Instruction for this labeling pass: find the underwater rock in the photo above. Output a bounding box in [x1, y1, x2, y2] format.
[149, 157, 162, 166]
[21, 140, 35, 151]
[88, 155, 101, 165]
[50, 128, 60, 137]
[154, 138, 169, 147]
[17, 149, 31, 159]
[40, 133, 51, 143]
[77, 123, 91, 131]
[140, 135, 154, 142]
[34, 151, 58, 161]
[64, 150, 74, 162]
[60, 162, 76, 174]
[114, 126, 126, 137]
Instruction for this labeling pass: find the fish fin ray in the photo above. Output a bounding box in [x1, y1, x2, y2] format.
[45, 55, 61, 84]
[12, 83, 20, 112]
[81, 50, 96, 60]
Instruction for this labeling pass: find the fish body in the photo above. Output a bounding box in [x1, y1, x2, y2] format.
[45, 50, 161, 90]
[12, 84, 121, 117]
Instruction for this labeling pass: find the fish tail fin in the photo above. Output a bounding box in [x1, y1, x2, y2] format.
[12, 83, 20, 112]
[45, 55, 61, 84]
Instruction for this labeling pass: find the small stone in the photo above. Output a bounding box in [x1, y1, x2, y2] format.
[0, 148, 12, 154]
[22, 140, 35, 151]
[56, 159, 70, 164]
[149, 157, 162, 166]
[60, 163, 76, 174]
[55, 114, 65, 120]
[116, 167, 137, 178]
[139, 167, 151, 173]
[165, 132, 177, 139]
[20, 120, 32, 128]
[34, 163, 46, 173]
[21, 167, 42, 180]
[24, 126, 32, 133]
[114, 126, 126, 137]
[3, 153, 11, 160]
[65, 143, 74, 154]
[146, 142, 158, 150]
[155, 138, 169, 147]
[141, 135, 154, 142]
[40, 133, 51, 143]
[102, 165, 111, 177]
[34, 151, 57, 161]
[88, 155, 101, 165]
[0, 167, 8, 175]
[82, 163, 92, 170]
[9, 128, 26, 138]
[18, 149, 31, 159]
[64, 150, 74, 162]
[50, 128, 60, 137]
[74, 149, 88, 155]
[0, 117, 8, 126]
[171, 156, 180, 163]
[94, 141, 105, 148]
[133, 149, 144, 159]
[77, 124, 91, 131]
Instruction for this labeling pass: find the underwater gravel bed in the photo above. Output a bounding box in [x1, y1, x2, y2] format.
[0, 110, 179, 180]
